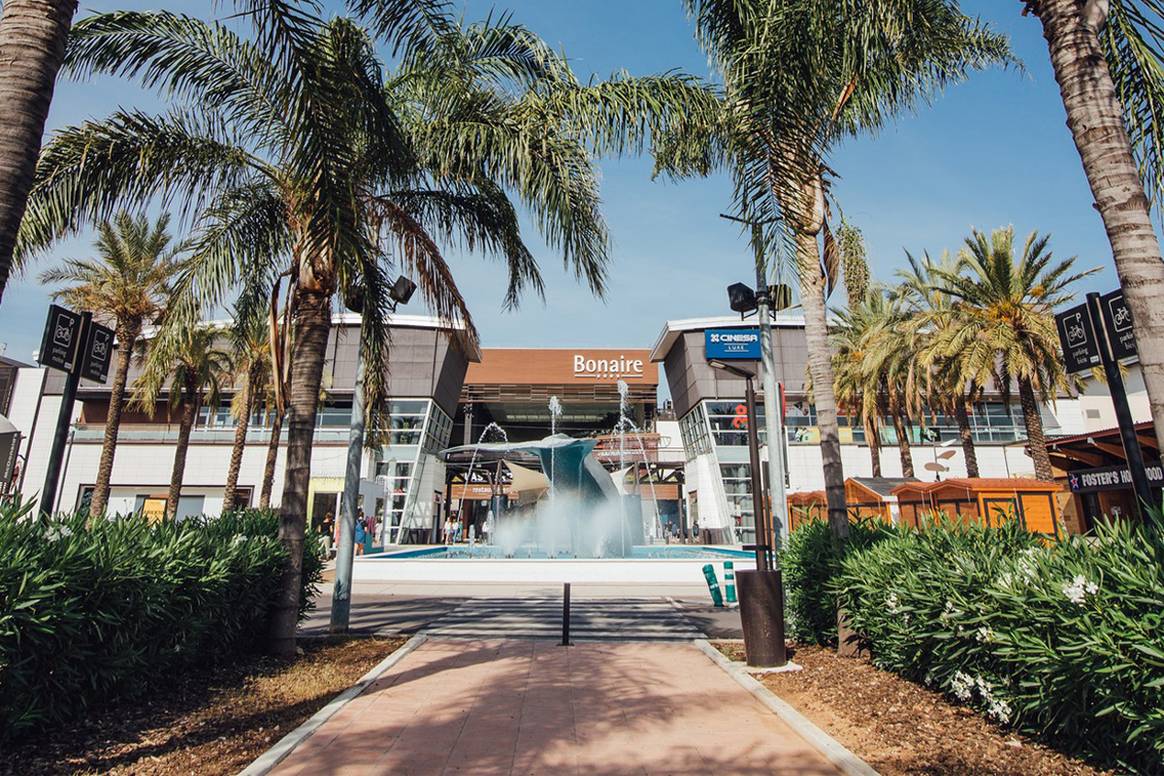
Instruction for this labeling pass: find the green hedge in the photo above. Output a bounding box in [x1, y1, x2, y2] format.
[831, 518, 1164, 772]
[0, 503, 323, 738]
[779, 518, 893, 645]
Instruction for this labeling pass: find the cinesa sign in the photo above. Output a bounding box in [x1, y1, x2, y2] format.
[573, 354, 645, 380]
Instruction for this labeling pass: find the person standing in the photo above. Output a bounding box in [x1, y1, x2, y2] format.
[321, 511, 335, 558]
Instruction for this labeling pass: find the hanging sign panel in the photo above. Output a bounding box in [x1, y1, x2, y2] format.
[1054, 303, 1100, 374]
[1100, 290, 1137, 361]
[706, 328, 761, 360]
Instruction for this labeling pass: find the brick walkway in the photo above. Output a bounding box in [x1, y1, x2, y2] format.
[270, 639, 840, 775]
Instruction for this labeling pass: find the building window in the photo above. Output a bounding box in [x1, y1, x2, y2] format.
[678, 405, 711, 459]
[719, 463, 755, 543]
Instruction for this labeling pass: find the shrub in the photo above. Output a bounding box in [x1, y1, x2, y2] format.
[780, 517, 893, 645]
[0, 503, 323, 738]
[833, 518, 1164, 772]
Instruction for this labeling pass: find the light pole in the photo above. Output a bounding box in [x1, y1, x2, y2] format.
[721, 214, 790, 552]
[709, 359, 787, 667]
[330, 275, 415, 633]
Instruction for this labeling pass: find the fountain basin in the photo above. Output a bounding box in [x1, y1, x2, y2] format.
[354, 545, 755, 584]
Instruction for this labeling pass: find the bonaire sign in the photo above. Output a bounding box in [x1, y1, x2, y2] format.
[573, 353, 645, 380]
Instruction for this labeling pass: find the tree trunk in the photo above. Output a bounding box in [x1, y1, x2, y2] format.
[166, 387, 197, 520]
[1034, 0, 1164, 460]
[0, 0, 78, 301]
[1018, 376, 1054, 481]
[268, 289, 331, 657]
[222, 388, 253, 513]
[890, 395, 915, 477]
[795, 230, 848, 540]
[260, 408, 282, 509]
[866, 418, 882, 478]
[954, 395, 980, 478]
[88, 325, 134, 517]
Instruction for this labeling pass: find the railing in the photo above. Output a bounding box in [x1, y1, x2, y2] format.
[71, 425, 351, 444]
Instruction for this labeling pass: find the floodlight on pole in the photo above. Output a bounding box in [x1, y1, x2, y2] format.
[332, 275, 413, 633]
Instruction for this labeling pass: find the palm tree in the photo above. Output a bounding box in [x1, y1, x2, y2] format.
[0, 0, 78, 303]
[19, 7, 715, 655]
[38, 212, 178, 517]
[831, 292, 887, 477]
[931, 227, 1098, 482]
[834, 288, 919, 478]
[223, 310, 271, 512]
[1024, 1, 1164, 457]
[896, 249, 982, 478]
[662, 0, 1012, 539]
[134, 324, 231, 519]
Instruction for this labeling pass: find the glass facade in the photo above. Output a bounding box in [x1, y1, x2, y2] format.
[372, 400, 454, 541]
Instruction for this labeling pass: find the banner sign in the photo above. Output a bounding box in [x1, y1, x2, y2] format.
[1067, 462, 1164, 494]
[37, 305, 84, 373]
[1055, 303, 1100, 374]
[706, 328, 761, 360]
[1100, 290, 1137, 361]
[0, 430, 19, 493]
[80, 320, 115, 382]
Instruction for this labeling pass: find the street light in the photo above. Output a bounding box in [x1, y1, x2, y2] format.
[708, 359, 787, 668]
[332, 275, 414, 633]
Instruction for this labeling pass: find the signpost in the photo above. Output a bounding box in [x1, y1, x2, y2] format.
[1055, 291, 1158, 515]
[35, 306, 109, 516]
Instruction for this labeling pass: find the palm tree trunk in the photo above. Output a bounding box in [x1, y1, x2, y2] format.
[890, 395, 915, 477]
[166, 389, 197, 520]
[1034, 1, 1164, 457]
[268, 289, 330, 657]
[1018, 377, 1054, 482]
[953, 396, 980, 478]
[222, 388, 253, 513]
[260, 408, 282, 509]
[0, 0, 78, 302]
[866, 418, 882, 478]
[88, 326, 134, 517]
[795, 230, 848, 540]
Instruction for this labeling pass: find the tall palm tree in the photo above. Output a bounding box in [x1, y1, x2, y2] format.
[223, 310, 271, 512]
[662, 0, 1012, 539]
[831, 291, 887, 477]
[134, 324, 231, 519]
[895, 249, 982, 478]
[38, 212, 178, 517]
[931, 227, 1098, 482]
[1023, 1, 1164, 455]
[0, 0, 78, 303]
[19, 7, 715, 655]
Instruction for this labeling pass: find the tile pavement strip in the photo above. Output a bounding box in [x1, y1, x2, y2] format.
[248, 636, 860, 775]
[693, 639, 880, 776]
[237, 634, 428, 776]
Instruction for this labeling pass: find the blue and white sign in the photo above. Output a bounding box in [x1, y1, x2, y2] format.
[705, 328, 761, 360]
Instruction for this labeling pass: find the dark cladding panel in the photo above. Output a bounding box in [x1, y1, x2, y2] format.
[661, 325, 811, 418]
[433, 338, 471, 417]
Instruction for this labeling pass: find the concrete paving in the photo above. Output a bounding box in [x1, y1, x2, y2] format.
[269, 638, 840, 776]
[300, 582, 733, 638]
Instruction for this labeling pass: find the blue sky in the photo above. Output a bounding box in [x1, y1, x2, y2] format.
[0, 0, 1127, 364]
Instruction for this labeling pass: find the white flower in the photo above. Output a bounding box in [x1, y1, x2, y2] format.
[1062, 574, 1099, 605]
[987, 697, 1013, 724]
[975, 626, 995, 644]
[886, 592, 900, 613]
[45, 524, 72, 542]
[950, 671, 975, 701]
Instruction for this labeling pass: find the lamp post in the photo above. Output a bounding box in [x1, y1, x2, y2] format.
[331, 275, 415, 633]
[709, 359, 787, 667]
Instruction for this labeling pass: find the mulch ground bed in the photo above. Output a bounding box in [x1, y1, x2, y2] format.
[714, 641, 1110, 776]
[1, 635, 405, 776]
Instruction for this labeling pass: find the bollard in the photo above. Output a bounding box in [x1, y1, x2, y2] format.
[723, 560, 737, 604]
[561, 582, 571, 645]
[702, 563, 724, 607]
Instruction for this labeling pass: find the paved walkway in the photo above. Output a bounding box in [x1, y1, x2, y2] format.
[270, 639, 839, 775]
[423, 597, 704, 641]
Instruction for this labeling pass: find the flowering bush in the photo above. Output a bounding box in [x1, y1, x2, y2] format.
[832, 518, 1164, 772]
[779, 517, 894, 645]
[0, 503, 323, 738]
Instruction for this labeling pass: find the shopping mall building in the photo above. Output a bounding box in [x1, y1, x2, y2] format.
[3, 312, 1105, 542]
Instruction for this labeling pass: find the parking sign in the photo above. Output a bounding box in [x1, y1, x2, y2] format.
[1054, 302, 1099, 374]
